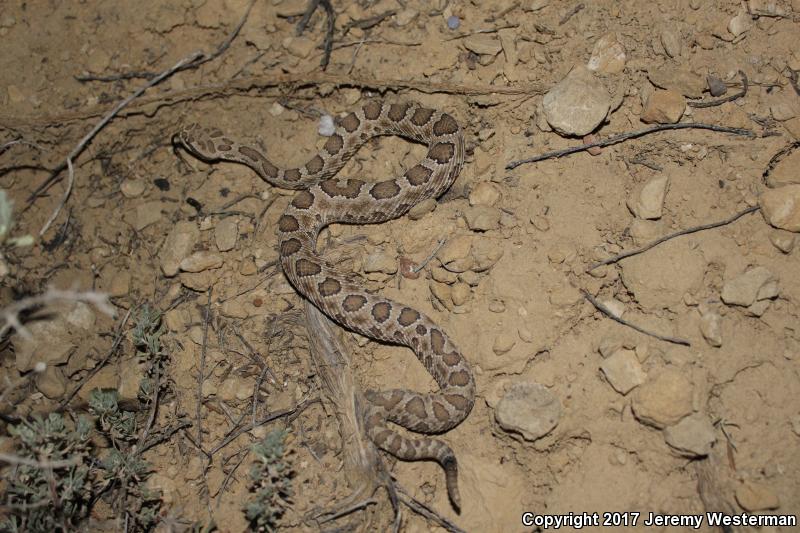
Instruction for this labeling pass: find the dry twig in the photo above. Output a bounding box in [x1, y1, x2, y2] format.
[687, 70, 748, 109]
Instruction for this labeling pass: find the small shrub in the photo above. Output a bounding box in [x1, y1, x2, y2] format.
[245, 429, 294, 532]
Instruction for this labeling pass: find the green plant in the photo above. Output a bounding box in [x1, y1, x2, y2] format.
[1, 413, 94, 532]
[0, 189, 33, 248]
[245, 429, 294, 532]
[131, 304, 166, 402]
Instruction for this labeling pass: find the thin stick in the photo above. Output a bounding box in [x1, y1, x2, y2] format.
[559, 3, 585, 25]
[196, 291, 212, 447]
[588, 206, 761, 271]
[0, 452, 81, 469]
[397, 487, 467, 533]
[297, 0, 335, 70]
[506, 123, 755, 170]
[687, 70, 748, 109]
[582, 290, 691, 346]
[32, 0, 256, 232]
[411, 237, 447, 274]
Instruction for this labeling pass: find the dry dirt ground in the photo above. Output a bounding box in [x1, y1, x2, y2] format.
[1, 0, 800, 531]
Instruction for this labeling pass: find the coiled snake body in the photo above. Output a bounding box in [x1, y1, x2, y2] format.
[176, 100, 475, 509]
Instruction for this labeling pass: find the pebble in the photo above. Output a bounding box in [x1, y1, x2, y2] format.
[530, 214, 550, 231]
[160, 221, 199, 277]
[463, 34, 502, 56]
[179, 251, 224, 273]
[707, 75, 727, 97]
[769, 231, 795, 253]
[471, 239, 504, 272]
[407, 198, 437, 220]
[632, 369, 694, 429]
[446, 15, 460, 30]
[107, 270, 131, 298]
[396, 9, 419, 27]
[275, 0, 308, 17]
[641, 90, 685, 124]
[602, 298, 625, 317]
[766, 150, 800, 187]
[469, 182, 501, 207]
[492, 333, 516, 355]
[600, 349, 646, 395]
[283, 36, 316, 58]
[720, 266, 779, 307]
[464, 205, 501, 231]
[648, 67, 705, 98]
[214, 218, 238, 252]
[663, 413, 716, 457]
[120, 178, 145, 198]
[14, 316, 76, 372]
[728, 7, 753, 37]
[35, 365, 67, 399]
[363, 249, 398, 274]
[451, 282, 471, 306]
[735, 481, 781, 511]
[699, 309, 723, 347]
[760, 184, 800, 232]
[429, 282, 453, 311]
[587, 32, 627, 74]
[518, 327, 534, 343]
[495, 383, 562, 441]
[660, 30, 681, 58]
[431, 265, 458, 284]
[180, 271, 220, 292]
[770, 90, 799, 121]
[439, 235, 472, 265]
[627, 176, 670, 219]
[542, 66, 611, 136]
[598, 337, 623, 358]
[488, 299, 506, 313]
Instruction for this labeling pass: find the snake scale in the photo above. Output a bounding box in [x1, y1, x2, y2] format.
[176, 100, 475, 510]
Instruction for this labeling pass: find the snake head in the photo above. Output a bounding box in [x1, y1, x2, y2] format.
[172, 123, 226, 162]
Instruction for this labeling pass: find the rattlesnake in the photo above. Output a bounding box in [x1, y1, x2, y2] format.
[176, 100, 475, 510]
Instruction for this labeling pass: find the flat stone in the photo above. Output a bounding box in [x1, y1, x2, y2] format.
[35, 365, 67, 399]
[699, 309, 722, 347]
[408, 198, 437, 220]
[451, 282, 471, 306]
[160, 221, 200, 277]
[543, 67, 611, 136]
[363, 249, 398, 274]
[283, 36, 316, 58]
[493, 333, 516, 355]
[469, 182, 501, 207]
[627, 175, 670, 219]
[769, 231, 795, 253]
[14, 317, 75, 372]
[214, 218, 239, 252]
[641, 90, 685, 124]
[439, 235, 472, 265]
[766, 150, 800, 187]
[632, 368, 694, 429]
[179, 251, 224, 273]
[464, 205, 502, 231]
[600, 349, 646, 395]
[660, 30, 681, 58]
[735, 481, 780, 511]
[663, 413, 716, 457]
[721, 266, 778, 307]
[760, 184, 800, 232]
[471, 238, 504, 272]
[463, 34, 502, 56]
[495, 383, 562, 441]
[728, 7, 753, 37]
[587, 32, 627, 74]
[648, 67, 705, 98]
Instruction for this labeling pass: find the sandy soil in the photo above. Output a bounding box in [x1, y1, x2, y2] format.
[1, 0, 799, 531]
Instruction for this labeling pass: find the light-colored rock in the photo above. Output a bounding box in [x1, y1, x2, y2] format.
[598, 337, 623, 358]
[663, 413, 716, 457]
[735, 481, 780, 511]
[394, 8, 418, 26]
[600, 349, 646, 395]
[728, 7, 753, 37]
[469, 182, 501, 206]
[660, 30, 681, 58]
[632, 369, 694, 429]
[641, 90, 685, 124]
[429, 282, 453, 311]
[451, 282, 470, 306]
[627, 176, 669, 219]
[699, 309, 722, 347]
[471, 238, 504, 272]
[464, 205, 501, 231]
[493, 333, 516, 355]
[275, 0, 308, 17]
[542, 67, 611, 136]
[363, 249, 397, 274]
[180, 270, 220, 292]
[107, 270, 131, 298]
[760, 184, 800, 232]
[720, 266, 778, 307]
[120, 178, 145, 198]
[769, 231, 795, 253]
[35, 365, 67, 399]
[407, 198, 436, 220]
[495, 383, 561, 441]
[648, 67, 705, 98]
[766, 150, 800, 187]
[179, 251, 224, 273]
[439, 235, 472, 265]
[602, 298, 626, 318]
[463, 34, 502, 56]
[13, 318, 75, 372]
[160, 221, 200, 277]
[215, 218, 238, 252]
[587, 32, 627, 74]
[283, 36, 316, 58]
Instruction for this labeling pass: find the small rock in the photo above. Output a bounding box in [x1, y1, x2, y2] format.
[363, 249, 398, 274]
[707, 75, 727, 97]
[120, 178, 145, 198]
[587, 32, 627, 74]
[429, 282, 453, 311]
[407, 198, 437, 220]
[728, 8, 753, 37]
[275, 0, 308, 17]
[35, 365, 67, 399]
[583, 133, 603, 156]
[760, 184, 800, 232]
[735, 481, 780, 511]
[648, 67, 705, 98]
[108, 270, 131, 298]
[463, 34, 502, 56]
[493, 333, 516, 355]
[660, 30, 681, 58]
[13, 318, 75, 372]
[721, 266, 779, 307]
[451, 282, 470, 306]
[765, 150, 800, 187]
[598, 337, 623, 358]
[542, 67, 611, 136]
[471, 239, 504, 272]
[641, 90, 685, 124]
[530, 214, 550, 231]
[632, 369, 694, 429]
[602, 298, 625, 318]
[439, 236, 472, 265]
[179, 251, 224, 273]
[663, 413, 716, 457]
[464, 206, 501, 231]
[469, 182, 501, 206]
[627, 176, 670, 219]
[600, 349, 646, 394]
[699, 309, 722, 347]
[215, 218, 238, 252]
[283, 36, 316, 58]
[745, 299, 772, 317]
[395, 8, 418, 26]
[769, 231, 795, 253]
[160, 221, 200, 277]
[495, 383, 562, 441]
[488, 299, 506, 313]
[180, 270, 220, 292]
[518, 327, 534, 343]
